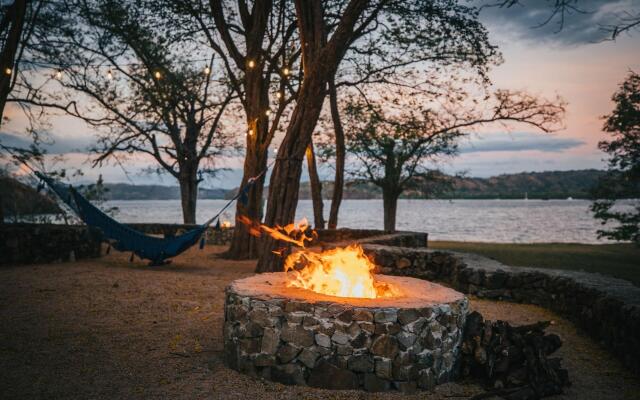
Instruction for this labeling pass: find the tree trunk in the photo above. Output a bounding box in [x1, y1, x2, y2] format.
[255, 0, 369, 272]
[382, 188, 399, 232]
[256, 76, 329, 272]
[225, 57, 270, 259]
[306, 140, 324, 229]
[327, 78, 345, 229]
[179, 170, 199, 224]
[0, 0, 26, 122]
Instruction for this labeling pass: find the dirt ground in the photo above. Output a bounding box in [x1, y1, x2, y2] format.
[1, 246, 638, 400]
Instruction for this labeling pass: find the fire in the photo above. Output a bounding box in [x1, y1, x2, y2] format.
[239, 216, 398, 299]
[285, 244, 398, 299]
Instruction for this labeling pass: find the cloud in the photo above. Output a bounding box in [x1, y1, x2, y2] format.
[459, 131, 585, 153]
[479, 0, 639, 45]
[0, 131, 94, 154]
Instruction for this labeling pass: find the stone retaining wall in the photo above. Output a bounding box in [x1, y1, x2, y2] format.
[126, 223, 233, 245]
[362, 244, 640, 374]
[0, 223, 102, 266]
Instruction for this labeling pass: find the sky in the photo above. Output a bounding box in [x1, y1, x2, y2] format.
[1, 0, 639, 189]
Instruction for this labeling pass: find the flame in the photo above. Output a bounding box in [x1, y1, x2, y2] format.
[238, 216, 398, 299]
[285, 244, 398, 299]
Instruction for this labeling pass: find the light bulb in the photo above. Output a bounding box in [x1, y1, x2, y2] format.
[107, 70, 113, 80]
[282, 67, 290, 76]
[154, 71, 161, 79]
[56, 70, 62, 79]
[248, 60, 255, 68]
[276, 91, 282, 99]
[204, 66, 211, 75]
[4, 67, 11, 76]
[265, 109, 271, 116]
[248, 129, 254, 136]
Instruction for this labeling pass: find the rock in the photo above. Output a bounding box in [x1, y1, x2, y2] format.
[248, 308, 275, 327]
[271, 363, 305, 386]
[398, 308, 419, 325]
[363, 373, 391, 392]
[239, 321, 263, 338]
[348, 354, 374, 372]
[331, 330, 350, 345]
[396, 257, 412, 269]
[276, 343, 301, 363]
[337, 309, 353, 323]
[254, 354, 275, 367]
[302, 315, 320, 327]
[284, 301, 314, 313]
[351, 331, 368, 348]
[261, 327, 280, 354]
[375, 357, 393, 379]
[397, 331, 417, 350]
[371, 335, 399, 359]
[416, 350, 434, 368]
[417, 368, 436, 389]
[374, 309, 398, 323]
[353, 309, 374, 322]
[315, 333, 332, 348]
[336, 344, 354, 355]
[298, 348, 319, 368]
[308, 360, 359, 390]
[281, 324, 314, 347]
[238, 338, 261, 353]
[285, 311, 307, 324]
[359, 322, 375, 336]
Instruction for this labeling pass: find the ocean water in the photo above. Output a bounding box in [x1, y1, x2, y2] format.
[101, 198, 629, 244]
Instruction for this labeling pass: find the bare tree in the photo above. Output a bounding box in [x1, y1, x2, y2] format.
[165, 0, 302, 257]
[11, 0, 237, 224]
[342, 85, 566, 231]
[256, 0, 501, 272]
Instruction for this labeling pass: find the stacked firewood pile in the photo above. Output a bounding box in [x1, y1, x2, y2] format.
[460, 311, 570, 400]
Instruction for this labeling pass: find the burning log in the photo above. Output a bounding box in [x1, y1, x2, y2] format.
[461, 311, 570, 400]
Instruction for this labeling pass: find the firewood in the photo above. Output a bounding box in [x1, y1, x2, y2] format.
[461, 311, 570, 399]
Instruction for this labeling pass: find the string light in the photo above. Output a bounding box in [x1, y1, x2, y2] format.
[4, 67, 11, 76]
[282, 67, 290, 76]
[55, 69, 62, 79]
[107, 69, 113, 80]
[248, 128, 254, 136]
[247, 60, 255, 68]
[275, 91, 282, 99]
[154, 71, 162, 79]
[265, 109, 271, 116]
[204, 66, 211, 75]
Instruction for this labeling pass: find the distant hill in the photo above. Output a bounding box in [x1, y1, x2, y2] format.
[291, 169, 607, 200]
[0, 176, 61, 218]
[101, 169, 605, 201]
[102, 183, 227, 200]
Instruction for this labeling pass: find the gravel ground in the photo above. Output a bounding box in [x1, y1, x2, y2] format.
[0, 246, 638, 400]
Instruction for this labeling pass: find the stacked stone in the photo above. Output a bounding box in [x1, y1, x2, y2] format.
[362, 243, 640, 375]
[223, 288, 468, 392]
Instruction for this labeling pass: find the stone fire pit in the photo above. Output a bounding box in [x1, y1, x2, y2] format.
[223, 273, 468, 392]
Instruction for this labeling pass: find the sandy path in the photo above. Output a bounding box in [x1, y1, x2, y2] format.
[0, 246, 638, 399]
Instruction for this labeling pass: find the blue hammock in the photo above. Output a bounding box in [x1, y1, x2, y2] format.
[36, 171, 210, 266]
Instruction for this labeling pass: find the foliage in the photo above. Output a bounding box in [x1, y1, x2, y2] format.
[591, 72, 640, 244]
[342, 84, 565, 200]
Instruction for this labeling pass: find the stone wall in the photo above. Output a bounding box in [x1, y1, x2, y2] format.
[126, 223, 233, 245]
[315, 229, 428, 248]
[224, 276, 468, 392]
[0, 223, 102, 266]
[362, 244, 640, 374]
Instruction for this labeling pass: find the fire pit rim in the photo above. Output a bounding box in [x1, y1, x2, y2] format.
[229, 272, 465, 308]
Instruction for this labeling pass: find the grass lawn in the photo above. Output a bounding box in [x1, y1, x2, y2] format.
[429, 241, 640, 287]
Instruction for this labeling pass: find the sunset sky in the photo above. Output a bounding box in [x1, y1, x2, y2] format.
[1, 0, 639, 188]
